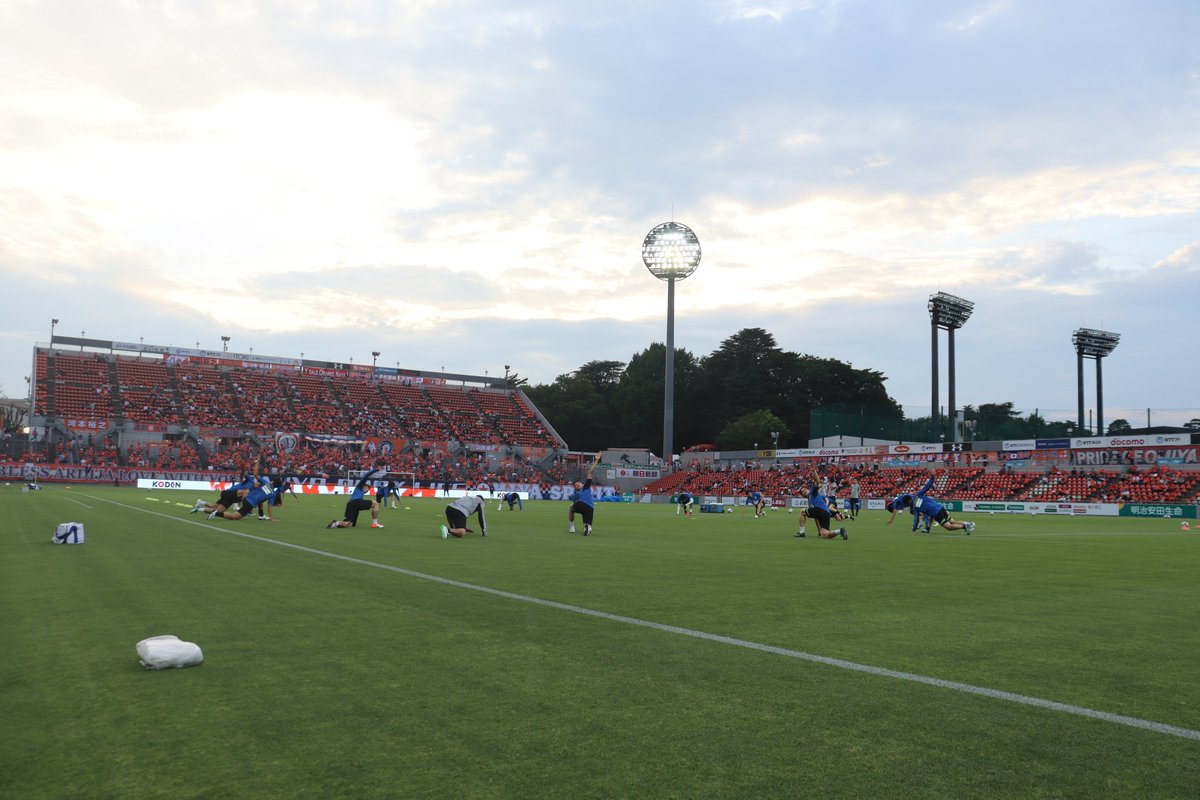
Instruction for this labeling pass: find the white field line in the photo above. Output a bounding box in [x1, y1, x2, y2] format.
[84, 493, 1200, 742]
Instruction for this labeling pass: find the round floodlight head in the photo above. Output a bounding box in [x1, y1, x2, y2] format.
[642, 221, 701, 281]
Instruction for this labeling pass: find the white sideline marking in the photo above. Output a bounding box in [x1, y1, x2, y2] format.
[61, 496, 94, 509]
[86, 493, 1200, 742]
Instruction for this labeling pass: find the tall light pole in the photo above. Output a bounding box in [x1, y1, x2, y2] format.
[1072, 328, 1120, 434]
[928, 292, 974, 443]
[221, 336, 230, 352]
[504, 364, 511, 388]
[642, 221, 702, 468]
[371, 351, 380, 369]
[50, 318, 59, 344]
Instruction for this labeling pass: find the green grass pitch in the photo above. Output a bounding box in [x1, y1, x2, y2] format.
[2, 483, 1198, 799]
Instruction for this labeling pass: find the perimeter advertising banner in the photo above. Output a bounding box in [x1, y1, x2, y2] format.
[1118, 504, 1197, 519]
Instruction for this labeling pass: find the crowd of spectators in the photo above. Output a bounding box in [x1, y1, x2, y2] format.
[646, 461, 1200, 504]
[34, 350, 560, 452]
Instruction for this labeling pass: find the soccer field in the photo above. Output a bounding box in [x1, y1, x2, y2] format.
[2, 484, 1198, 799]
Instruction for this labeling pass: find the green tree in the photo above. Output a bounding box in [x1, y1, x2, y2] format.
[1106, 418, 1132, 434]
[610, 344, 699, 453]
[716, 410, 790, 452]
[1, 402, 22, 433]
[522, 373, 608, 452]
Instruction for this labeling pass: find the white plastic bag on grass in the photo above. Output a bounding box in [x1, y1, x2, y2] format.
[52, 522, 85, 544]
[136, 635, 203, 670]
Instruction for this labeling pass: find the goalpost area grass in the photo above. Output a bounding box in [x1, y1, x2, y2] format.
[2, 483, 1198, 799]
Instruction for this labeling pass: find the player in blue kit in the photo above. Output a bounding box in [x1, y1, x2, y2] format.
[327, 468, 385, 529]
[910, 504, 933, 533]
[192, 473, 256, 515]
[497, 491, 522, 511]
[677, 491, 694, 517]
[794, 471, 848, 540]
[376, 479, 402, 510]
[568, 454, 602, 536]
[746, 489, 766, 518]
[886, 471, 975, 534]
[208, 477, 286, 522]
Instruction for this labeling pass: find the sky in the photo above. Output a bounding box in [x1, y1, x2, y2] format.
[2, 0, 1198, 434]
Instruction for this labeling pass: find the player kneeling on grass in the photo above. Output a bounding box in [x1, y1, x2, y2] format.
[498, 491, 522, 511]
[327, 468, 385, 529]
[794, 471, 848, 540]
[885, 471, 975, 534]
[442, 495, 488, 538]
[568, 454, 601, 536]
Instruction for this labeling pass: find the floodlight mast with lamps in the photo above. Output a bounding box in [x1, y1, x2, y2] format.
[642, 221, 701, 468]
[1072, 328, 1120, 434]
[928, 292, 975, 443]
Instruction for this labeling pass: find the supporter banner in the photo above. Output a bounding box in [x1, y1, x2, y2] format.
[468, 444, 501, 452]
[64, 418, 109, 430]
[275, 432, 300, 453]
[1001, 449, 1069, 462]
[132, 423, 167, 433]
[1118, 503, 1197, 519]
[4, 464, 240, 484]
[1071, 447, 1198, 465]
[365, 438, 404, 458]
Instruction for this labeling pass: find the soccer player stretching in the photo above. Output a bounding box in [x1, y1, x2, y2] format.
[568, 454, 602, 536]
[794, 472, 848, 540]
[327, 468, 385, 529]
[886, 471, 974, 534]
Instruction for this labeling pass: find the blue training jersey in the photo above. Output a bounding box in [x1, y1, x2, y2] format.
[808, 484, 832, 514]
[911, 476, 944, 516]
[350, 468, 381, 501]
[748, 491, 762, 505]
[574, 479, 595, 508]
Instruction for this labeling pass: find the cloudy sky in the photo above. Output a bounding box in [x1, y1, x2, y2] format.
[2, 0, 1198, 433]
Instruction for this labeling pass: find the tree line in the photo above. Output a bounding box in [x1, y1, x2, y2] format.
[522, 328, 900, 454]
[521, 329, 1200, 454]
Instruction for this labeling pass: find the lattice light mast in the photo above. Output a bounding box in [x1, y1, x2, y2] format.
[928, 292, 975, 442]
[642, 221, 701, 467]
[1072, 328, 1120, 435]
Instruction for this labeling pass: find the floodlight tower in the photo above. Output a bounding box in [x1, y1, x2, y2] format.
[928, 292, 974, 442]
[642, 221, 701, 468]
[1072, 328, 1120, 434]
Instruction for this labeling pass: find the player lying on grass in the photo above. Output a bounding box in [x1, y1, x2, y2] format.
[327, 468, 385, 529]
[191, 474, 256, 516]
[794, 471, 849, 540]
[209, 477, 287, 522]
[443, 495, 488, 538]
[885, 471, 975, 534]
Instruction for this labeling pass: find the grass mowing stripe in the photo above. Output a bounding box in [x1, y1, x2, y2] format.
[84, 491, 1200, 743]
